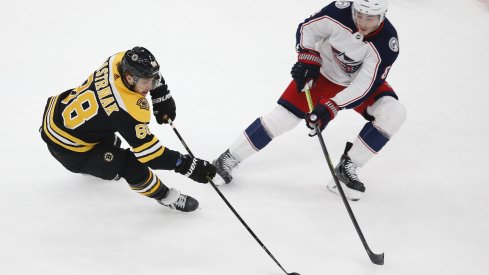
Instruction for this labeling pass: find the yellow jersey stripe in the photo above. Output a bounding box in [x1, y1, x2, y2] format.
[130, 170, 154, 191]
[141, 179, 161, 196]
[137, 173, 158, 193]
[133, 136, 158, 153]
[137, 147, 165, 163]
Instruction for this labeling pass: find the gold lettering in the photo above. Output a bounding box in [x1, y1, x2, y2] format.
[95, 79, 108, 91]
[97, 87, 112, 99]
[95, 73, 109, 91]
[92, 60, 118, 116]
[96, 62, 109, 73]
[95, 67, 108, 77]
[104, 103, 119, 116]
[100, 97, 114, 108]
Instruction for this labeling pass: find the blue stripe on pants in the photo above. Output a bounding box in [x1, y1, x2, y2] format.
[244, 118, 272, 150]
[358, 122, 390, 153]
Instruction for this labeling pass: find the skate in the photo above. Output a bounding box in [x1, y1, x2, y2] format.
[327, 142, 366, 201]
[212, 149, 239, 185]
[158, 188, 199, 212]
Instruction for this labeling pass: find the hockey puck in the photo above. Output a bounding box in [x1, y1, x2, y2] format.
[288, 273, 300, 275]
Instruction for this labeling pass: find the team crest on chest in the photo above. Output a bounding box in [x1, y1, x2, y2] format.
[137, 98, 150, 110]
[335, 1, 351, 9]
[331, 46, 363, 75]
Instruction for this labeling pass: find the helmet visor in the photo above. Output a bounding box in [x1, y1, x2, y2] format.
[133, 74, 161, 90]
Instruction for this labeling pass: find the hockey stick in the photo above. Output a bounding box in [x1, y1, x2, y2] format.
[304, 83, 384, 265]
[167, 118, 300, 275]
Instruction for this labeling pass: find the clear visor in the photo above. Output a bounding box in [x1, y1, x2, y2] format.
[133, 74, 161, 90]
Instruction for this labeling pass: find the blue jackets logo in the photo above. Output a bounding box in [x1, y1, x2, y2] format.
[331, 46, 363, 75]
[335, 1, 351, 9]
[389, 37, 399, 52]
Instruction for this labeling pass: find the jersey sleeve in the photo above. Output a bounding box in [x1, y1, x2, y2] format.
[109, 111, 180, 170]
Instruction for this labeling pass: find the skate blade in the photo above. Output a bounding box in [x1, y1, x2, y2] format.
[327, 182, 362, 201]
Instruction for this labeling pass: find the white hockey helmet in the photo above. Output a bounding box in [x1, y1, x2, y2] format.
[352, 0, 389, 23]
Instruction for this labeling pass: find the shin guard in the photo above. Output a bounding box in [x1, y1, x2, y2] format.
[349, 122, 389, 167]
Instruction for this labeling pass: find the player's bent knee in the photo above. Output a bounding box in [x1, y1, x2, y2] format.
[369, 97, 407, 136]
[119, 150, 151, 185]
[261, 105, 301, 137]
[244, 105, 300, 151]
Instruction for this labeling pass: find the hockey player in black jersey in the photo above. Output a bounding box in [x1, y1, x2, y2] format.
[40, 46, 216, 212]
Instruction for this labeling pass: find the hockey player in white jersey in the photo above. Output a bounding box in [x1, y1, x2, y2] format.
[212, 0, 406, 201]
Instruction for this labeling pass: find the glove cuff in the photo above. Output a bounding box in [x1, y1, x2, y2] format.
[297, 50, 322, 66]
[150, 82, 170, 97]
[320, 99, 339, 119]
[174, 154, 189, 172]
[174, 154, 198, 178]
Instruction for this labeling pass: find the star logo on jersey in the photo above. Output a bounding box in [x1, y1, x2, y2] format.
[331, 46, 363, 75]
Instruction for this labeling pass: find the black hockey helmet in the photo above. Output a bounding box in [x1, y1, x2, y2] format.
[121, 46, 160, 79]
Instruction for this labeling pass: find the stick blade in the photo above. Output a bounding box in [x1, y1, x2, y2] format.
[369, 252, 384, 265]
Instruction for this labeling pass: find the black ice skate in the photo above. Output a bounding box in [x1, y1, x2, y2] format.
[327, 142, 366, 201]
[212, 149, 240, 185]
[158, 188, 199, 212]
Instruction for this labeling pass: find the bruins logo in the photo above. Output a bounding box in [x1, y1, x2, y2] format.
[104, 152, 114, 162]
[137, 98, 150, 110]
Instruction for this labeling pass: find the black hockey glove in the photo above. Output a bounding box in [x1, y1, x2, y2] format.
[174, 154, 217, 183]
[291, 50, 322, 92]
[305, 99, 339, 137]
[150, 80, 176, 124]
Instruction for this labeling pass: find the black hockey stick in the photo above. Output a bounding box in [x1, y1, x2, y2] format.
[167, 119, 300, 275]
[304, 88, 384, 265]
